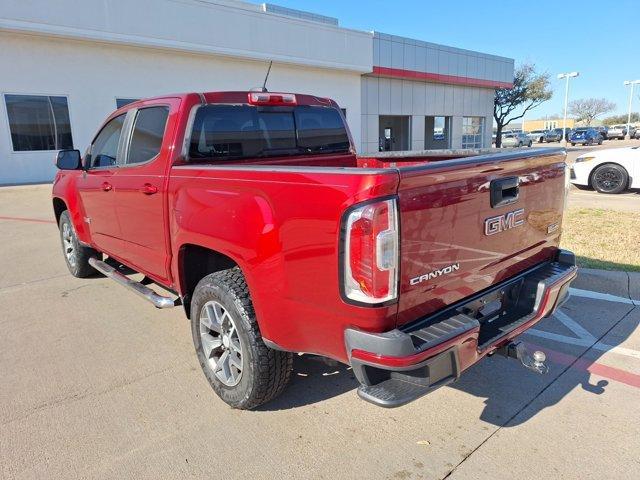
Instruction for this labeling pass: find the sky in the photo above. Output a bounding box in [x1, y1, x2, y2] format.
[267, 0, 640, 120]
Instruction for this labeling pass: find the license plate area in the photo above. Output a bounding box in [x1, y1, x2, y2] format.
[457, 277, 533, 348]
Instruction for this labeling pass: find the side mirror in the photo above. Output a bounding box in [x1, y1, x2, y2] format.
[55, 149, 82, 170]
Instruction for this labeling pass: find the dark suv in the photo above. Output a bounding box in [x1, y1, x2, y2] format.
[544, 128, 570, 142]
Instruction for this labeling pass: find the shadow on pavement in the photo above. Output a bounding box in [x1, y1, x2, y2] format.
[256, 354, 358, 411]
[259, 305, 638, 424]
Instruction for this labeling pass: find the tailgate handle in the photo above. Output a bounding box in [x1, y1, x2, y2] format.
[490, 177, 519, 208]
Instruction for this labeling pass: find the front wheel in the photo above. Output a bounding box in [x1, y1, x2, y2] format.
[58, 210, 100, 277]
[591, 164, 628, 194]
[191, 268, 293, 409]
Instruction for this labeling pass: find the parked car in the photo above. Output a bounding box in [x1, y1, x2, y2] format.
[569, 127, 603, 146]
[571, 146, 640, 193]
[593, 125, 608, 141]
[527, 130, 547, 143]
[544, 128, 570, 142]
[502, 132, 532, 147]
[52, 90, 576, 409]
[607, 125, 627, 140]
[634, 127, 640, 139]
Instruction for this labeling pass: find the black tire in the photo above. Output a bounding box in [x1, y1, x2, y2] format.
[590, 163, 629, 194]
[571, 143, 576, 146]
[528, 141, 532, 147]
[190, 268, 293, 409]
[58, 210, 99, 278]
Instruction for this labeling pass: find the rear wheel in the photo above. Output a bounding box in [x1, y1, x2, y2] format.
[58, 211, 99, 278]
[190, 268, 293, 409]
[591, 164, 628, 194]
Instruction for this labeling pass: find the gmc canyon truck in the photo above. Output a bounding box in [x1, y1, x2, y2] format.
[52, 91, 577, 409]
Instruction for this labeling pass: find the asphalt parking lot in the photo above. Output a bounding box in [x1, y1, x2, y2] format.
[2, 185, 639, 480]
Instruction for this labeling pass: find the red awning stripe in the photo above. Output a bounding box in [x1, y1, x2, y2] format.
[371, 66, 513, 89]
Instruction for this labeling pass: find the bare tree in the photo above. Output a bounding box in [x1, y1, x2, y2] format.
[568, 98, 616, 126]
[494, 63, 552, 147]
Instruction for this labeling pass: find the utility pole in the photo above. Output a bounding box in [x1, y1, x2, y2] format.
[557, 72, 579, 146]
[623, 80, 640, 140]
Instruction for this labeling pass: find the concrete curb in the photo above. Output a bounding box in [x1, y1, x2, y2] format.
[574, 267, 639, 303]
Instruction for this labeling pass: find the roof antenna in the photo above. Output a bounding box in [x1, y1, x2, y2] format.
[251, 61, 273, 93]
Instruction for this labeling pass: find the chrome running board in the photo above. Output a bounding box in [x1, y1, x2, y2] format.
[89, 258, 176, 309]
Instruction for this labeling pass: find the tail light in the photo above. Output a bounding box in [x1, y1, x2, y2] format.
[248, 92, 297, 106]
[342, 198, 399, 305]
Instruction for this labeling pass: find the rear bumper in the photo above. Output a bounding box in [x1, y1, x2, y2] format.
[345, 250, 577, 407]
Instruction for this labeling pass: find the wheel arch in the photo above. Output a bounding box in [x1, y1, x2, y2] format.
[178, 243, 245, 319]
[52, 197, 68, 225]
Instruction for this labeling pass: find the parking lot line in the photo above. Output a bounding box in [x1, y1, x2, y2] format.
[0, 215, 55, 224]
[525, 341, 640, 389]
[569, 287, 639, 306]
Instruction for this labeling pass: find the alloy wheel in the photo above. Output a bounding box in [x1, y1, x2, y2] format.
[594, 168, 623, 193]
[199, 300, 244, 386]
[62, 222, 76, 267]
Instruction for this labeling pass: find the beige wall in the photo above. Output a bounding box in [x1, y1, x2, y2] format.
[0, 33, 363, 184]
[523, 119, 576, 131]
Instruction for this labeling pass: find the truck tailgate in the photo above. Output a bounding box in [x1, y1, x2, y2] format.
[395, 148, 567, 327]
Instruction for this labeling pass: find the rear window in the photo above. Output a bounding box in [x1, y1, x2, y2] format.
[188, 105, 350, 160]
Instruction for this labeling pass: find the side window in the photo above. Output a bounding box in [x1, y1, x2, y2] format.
[126, 106, 169, 165]
[87, 114, 125, 168]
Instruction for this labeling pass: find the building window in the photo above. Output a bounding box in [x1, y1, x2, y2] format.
[462, 117, 485, 149]
[4, 94, 73, 151]
[544, 120, 558, 130]
[116, 98, 139, 109]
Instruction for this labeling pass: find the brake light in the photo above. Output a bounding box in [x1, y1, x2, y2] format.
[248, 92, 297, 106]
[342, 199, 399, 304]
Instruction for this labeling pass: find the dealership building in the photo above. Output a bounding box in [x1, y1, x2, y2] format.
[0, 0, 514, 185]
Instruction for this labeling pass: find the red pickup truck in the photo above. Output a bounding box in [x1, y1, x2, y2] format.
[52, 91, 577, 409]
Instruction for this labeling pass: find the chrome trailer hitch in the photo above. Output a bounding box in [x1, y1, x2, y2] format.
[498, 341, 549, 375]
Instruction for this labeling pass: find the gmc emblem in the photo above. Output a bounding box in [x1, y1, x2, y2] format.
[484, 208, 525, 236]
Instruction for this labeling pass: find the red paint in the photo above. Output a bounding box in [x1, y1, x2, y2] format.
[525, 342, 640, 389]
[52, 90, 567, 365]
[371, 66, 513, 89]
[0, 216, 55, 224]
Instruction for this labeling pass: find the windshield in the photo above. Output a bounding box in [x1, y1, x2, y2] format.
[188, 104, 350, 160]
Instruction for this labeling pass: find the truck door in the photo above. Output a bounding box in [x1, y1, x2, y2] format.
[110, 103, 174, 283]
[76, 113, 127, 255]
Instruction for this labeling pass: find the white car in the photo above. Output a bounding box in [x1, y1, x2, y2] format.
[570, 146, 640, 193]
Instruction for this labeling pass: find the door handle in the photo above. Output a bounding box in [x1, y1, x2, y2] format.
[140, 183, 158, 195]
[101, 182, 112, 192]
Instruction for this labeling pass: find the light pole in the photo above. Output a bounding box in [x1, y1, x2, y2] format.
[623, 80, 640, 140]
[558, 72, 579, 146]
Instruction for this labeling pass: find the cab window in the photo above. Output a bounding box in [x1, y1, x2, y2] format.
[126, 106, 169, 165]
[86, 114, 125, 168]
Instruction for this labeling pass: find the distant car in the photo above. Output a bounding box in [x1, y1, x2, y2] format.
[544, 128, 570, 142]
[634, 128, 640, 139]
[569, 127, 603, 146]
[571, 146, 640, 193]
[607, 125, 627, 140]
[527, 130, 547, 143]
[593, 125, 608, 141]
[501, 132, 532, 147]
